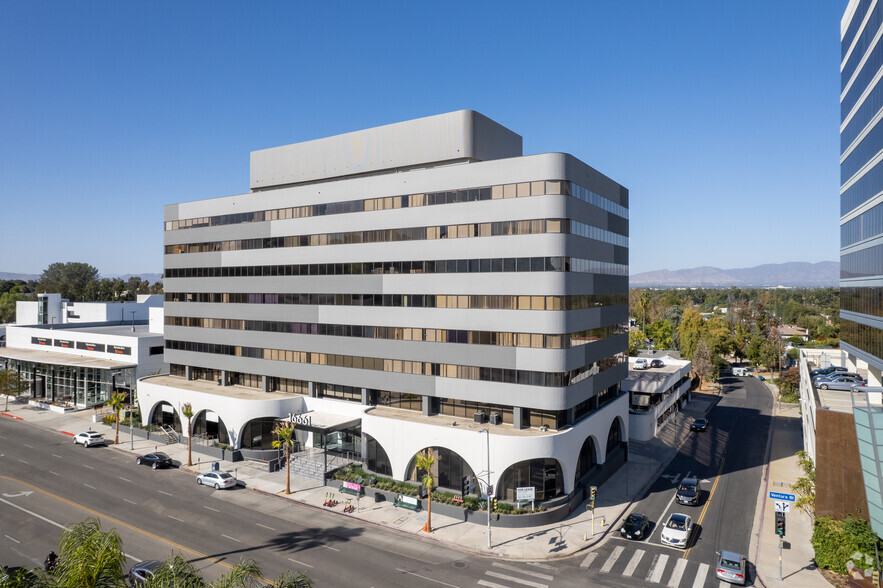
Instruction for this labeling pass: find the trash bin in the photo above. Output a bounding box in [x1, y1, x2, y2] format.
[374, 492, 384, 503]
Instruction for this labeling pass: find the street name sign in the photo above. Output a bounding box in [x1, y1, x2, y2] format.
[769, 492, 795, 501]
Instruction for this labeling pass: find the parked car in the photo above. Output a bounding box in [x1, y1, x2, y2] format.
[633, 358, 649, 370]
[196, 471, 237, 489]
[73, 431, 106, 447]
[813, 372, 864, 383]
[816, 376, 867, 391]
[136, 452, 173, 469]
[650, 359, 665, 368]
[660, 513, 694, 549]
[810, 366, 847, 378]
[619, 513, 650, 540]
[690, 418, 708, 432]
[129, 560, 163, 586]
[676, 478, 702, 506]
[715, 550, 747, 585]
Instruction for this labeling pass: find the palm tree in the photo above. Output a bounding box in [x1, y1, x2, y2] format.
[108, 392, 127, 446]
[415, 449, 436, 533]
[53, 517, 126, 588]
[272, 421, 297, 494]
[182, 402, 194, 466]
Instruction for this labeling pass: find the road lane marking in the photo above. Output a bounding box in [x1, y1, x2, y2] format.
[683, 457, 726, 560]
[650, 491, 679, 542]
[124, 499, 137, 505]
[17, 459, 28, 464]
[221, 534, 241, 543]
[491, 562, 553, 580]
[256, 522, 275, 530]
[667, 558, 688, 587]
[51, 454, 62, 459]
[287, 558, 312, 568]
[204, 506, 219, 512]
[4, 534, 20, 543]
[647, 553, 668, 583]
[396, 568, 459, 587]
[622, 549, 645, 577]
[23, 444, 33, 448]
[158, 490, 173, 497]
[320, 544, 340, 552]
[82, 464, 94, 470]
[49, 471, 59, 476]
[601, 545, 624, 573]
[119, 477, 133, 483]
[484, 571, 547, 588]
[579, 552, 598, 568]
[691, 563, 709, 588]
[83, 484, 96, 489]
[0, 474, 270, 581]
[168, 515, 185, 523]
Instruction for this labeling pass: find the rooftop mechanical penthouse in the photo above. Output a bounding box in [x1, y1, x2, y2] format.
[142, 110, 629, 512]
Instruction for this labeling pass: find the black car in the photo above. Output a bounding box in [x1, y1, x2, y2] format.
[690, 418, 708, 432]
[136, 452, 173, 469]
[620, 513, 650, 540]
[129, 560, 163, 586]
[676, 477, 702, 506]
[810, 366, 847, 378]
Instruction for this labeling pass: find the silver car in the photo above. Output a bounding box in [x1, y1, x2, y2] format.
[715, 550, 747, 585]
[816, 376, 866, 391]
[659, 513, 693, 548]
[196, 471, 237, 489]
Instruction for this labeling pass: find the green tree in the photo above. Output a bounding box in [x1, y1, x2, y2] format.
[792, 450, 815, 518]
[646, 320, 673, 350]
[53, 518, 126, 587]
[272, 421, 297, 495]
[692, 340, 713, 388]
[182, 402, 195, 467]
[732, 322, 748, 363]
[628, 329, 645, 356]
[107, 392, 127, 446]
[703, 316, 732, 357]
[415, 449, 436, 533]
[38, 262, 100, 302]
[0, 368, 27, 411]
[759, 338, 779, 372]
[677, 308, 703, 359]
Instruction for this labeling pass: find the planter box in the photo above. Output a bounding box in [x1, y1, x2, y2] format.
[192, 443, 243, 462]
[49, 404, 76, 414]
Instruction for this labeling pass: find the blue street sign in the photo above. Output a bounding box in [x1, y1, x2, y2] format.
[769, 492, 795, 501]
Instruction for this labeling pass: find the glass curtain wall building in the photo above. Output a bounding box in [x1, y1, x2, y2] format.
[842, 0, 883, 538]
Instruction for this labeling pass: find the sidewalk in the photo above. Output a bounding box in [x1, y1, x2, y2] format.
[1, 392, 718, 561]
[749, 385, 828, 588]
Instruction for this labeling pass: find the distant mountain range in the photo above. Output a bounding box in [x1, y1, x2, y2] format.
[0, 272, 162, 282]
[630, 261, 839, 288]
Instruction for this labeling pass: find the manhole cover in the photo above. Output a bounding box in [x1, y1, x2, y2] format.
[453, 562, 467, 569]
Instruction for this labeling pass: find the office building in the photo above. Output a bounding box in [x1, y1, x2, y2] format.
[140, 110, 629, 506]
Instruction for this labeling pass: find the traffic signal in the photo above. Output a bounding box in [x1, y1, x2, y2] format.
[492, 497, 498, 511]
[462, 476, 470, 496]
[590, 486, 597, 501]
[775, 511, 786, 536]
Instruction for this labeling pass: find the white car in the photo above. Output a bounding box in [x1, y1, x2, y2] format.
[633, 358, 649, 370]
[73, 431, 106, 447]
[196, 471, 237, 489]
[660, 513, 693, 549]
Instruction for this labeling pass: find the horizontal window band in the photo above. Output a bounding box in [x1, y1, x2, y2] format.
[165, 179, 627, 233]
[164, 315, 627, 350]
[164, 292, 627, 310]
[164, 339, 626, 388]
[164, 256, 629, 279]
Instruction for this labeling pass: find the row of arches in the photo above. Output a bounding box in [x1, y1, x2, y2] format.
[149, 402, 230, 445]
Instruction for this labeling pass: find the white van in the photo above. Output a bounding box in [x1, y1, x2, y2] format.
[733, 367, 750, 376]
[634, 358, 649, 370]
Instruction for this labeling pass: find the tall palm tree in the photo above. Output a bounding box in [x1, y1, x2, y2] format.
[53, 517, 126, 588]
[182, 402, 194, 466]
[108, 392, 127, 446]
[272, 421, 297, 494]
[415, 449, 436, 533]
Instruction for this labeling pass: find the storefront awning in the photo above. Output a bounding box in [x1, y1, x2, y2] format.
[0, 347, 136, 370]
[279, 411, 361, 434]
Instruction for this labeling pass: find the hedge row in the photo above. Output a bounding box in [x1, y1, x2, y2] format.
[811, 516, 879, 575]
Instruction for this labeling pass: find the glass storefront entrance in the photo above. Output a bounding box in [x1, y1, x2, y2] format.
[0, 359, 134, 408]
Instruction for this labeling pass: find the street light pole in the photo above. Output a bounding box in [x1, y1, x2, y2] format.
[479, 428, 492, 549]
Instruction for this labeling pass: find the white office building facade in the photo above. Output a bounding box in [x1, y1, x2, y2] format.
[141, 111, 629, 504]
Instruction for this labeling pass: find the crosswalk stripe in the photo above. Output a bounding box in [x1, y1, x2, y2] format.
[579, 552, 598, 568]
[647, 553, 669, 583]
[601, 546, 624, 573]
[691, 563, 709, 588]
[491, 562, 553, 581]
[477, 581, 510, 588]
[667, 558, 688, 587]
[484, 571, 548, 588]
[622, 549, 645, 577]
[525, 562, 555, 571]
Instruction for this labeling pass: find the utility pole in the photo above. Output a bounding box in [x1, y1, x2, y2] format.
[478, 428, 492, 549]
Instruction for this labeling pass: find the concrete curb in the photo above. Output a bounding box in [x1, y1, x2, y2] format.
[750, 383, 780, 588]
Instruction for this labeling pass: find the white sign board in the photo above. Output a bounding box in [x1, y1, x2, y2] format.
[516, 486, 535, 501]
[774, 501, 791, 513]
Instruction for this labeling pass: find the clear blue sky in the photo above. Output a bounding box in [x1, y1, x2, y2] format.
[0, 1, 844, 277]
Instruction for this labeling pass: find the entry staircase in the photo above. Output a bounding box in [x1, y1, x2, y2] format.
[159, 425, 180, 445]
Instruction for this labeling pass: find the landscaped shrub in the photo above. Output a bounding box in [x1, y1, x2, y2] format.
[101, 415, 115, 427]
[812, 516, 879, 574]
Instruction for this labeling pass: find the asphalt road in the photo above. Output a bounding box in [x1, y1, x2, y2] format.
[570, 375, 773, 587]
[1, 377, 772, 588]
